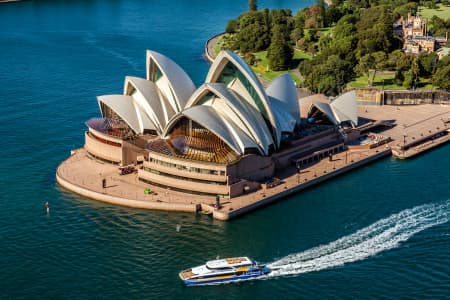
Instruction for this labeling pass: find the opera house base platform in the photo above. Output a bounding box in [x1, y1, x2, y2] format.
[56, 104, 450, 221]
[56, 147, 391, 220]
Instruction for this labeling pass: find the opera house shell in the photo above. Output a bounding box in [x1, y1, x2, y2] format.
[84, 49, 357, 197]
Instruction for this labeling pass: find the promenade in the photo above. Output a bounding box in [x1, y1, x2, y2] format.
[57, 144, 391, 220]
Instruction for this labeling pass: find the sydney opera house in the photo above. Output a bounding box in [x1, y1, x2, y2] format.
[84, 50, 357, 198]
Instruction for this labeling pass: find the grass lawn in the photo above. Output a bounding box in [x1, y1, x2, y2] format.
[293, 48, 313, 60]
[347, 73, 399, 89]
[419, 4, 450, 19]
[213, 35, 228, 57]
[250, 49, 312, 85]
[347, 73, 438, 90]
[304, 27, 332, 39]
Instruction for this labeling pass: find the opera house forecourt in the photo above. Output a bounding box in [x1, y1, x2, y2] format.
[56, 48, 450, 220]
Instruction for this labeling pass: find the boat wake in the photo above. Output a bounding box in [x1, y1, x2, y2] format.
[266, 199, 450, 278]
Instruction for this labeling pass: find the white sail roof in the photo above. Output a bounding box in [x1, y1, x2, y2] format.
[164, 105, 259, 155]
[330, 90, 358, 127]
[266, 74, 300, 122]
[269, 96, 297, 133]
[97, 95, 155, 134]
[308, 91, 359, 127]
[205, 50, 282, 148]
[146, 50, 196, 112]
[124, 76, 175, 134]
[185, 83, 274, 155]
[94, 49, 313, 158]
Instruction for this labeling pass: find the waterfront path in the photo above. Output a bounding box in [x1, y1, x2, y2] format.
[205, 33, 224, 63]
[57, 145, 392, 220]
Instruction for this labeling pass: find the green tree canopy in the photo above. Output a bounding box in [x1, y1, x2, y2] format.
[236, 10, 270, 53]
[226, 19, 238, 34]
[356, 6, 394, 57]
[267, 24, 293, 71]
[433, 65, 450, 90]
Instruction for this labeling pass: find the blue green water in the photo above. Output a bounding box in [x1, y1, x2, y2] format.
[1, 1, 449, 299]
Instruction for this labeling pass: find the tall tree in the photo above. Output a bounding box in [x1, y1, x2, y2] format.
[354, 53, 375, 85]
[236, 11, 270, 53]
[433, 56, 450, 90]
[356, 6, 394, 57]
[291, 9, 306, 44]
[433, 65, 450, 90]
[267, 24, 293, 71]
[248, 0, 257, 11]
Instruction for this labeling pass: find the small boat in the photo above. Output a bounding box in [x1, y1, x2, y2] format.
[179, 256, 271, 285]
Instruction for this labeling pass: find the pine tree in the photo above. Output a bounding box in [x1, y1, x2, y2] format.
[267, 24, 293, 71]
[248, 0, 257, 11]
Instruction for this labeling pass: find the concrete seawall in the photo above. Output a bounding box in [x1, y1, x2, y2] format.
[204, 32, 225, 63]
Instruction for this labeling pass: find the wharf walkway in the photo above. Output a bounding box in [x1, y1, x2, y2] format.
[213, 146, 391, 220]
[391, 131, 450, 159]
[57, 145, 391, 221]
[357, 104, 450, 159]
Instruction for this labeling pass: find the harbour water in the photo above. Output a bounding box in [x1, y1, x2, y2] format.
[0, 1, 449, 298]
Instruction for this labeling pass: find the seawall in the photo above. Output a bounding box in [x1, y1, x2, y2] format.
[204, 32, 225, 63]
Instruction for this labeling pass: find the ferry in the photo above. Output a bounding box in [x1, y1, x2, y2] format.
[179, 257, 271, 286]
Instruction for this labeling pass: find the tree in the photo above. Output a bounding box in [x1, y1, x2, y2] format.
[411, 57, 420, 89]
[354, 54, 375, 86]
[394, 52, 413, 86]
[325, 4, 343, 26]
[418, 52, 438, 77]
[291, 9, 306, 44]
[356, 6, 394, 57]
[402, 70, 413, 89]
[387, 50, 403, 70]
[433, 57, 450, 90]
[267, 24, 293, 71]
[236, 11, 270, 53]
[371, 51, 388, 85]
[225, 19, 238, 34]
[303, 54, 351, 95]
[429, 15, 450, 37]
[248, 0, 257, 11]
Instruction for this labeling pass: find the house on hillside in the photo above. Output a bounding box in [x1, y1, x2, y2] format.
[394, 12, 448, 55]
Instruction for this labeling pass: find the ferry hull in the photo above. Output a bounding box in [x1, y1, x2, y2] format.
[182, 272, 267, 286]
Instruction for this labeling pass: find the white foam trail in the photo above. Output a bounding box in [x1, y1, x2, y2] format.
[266, 200, 450, 277]
[84, 33, 140, 72]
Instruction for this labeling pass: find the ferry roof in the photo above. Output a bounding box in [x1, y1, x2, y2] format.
[206, 257, 252, 269]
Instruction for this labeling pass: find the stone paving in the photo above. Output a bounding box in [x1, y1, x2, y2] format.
[357, 104, 450, 144]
